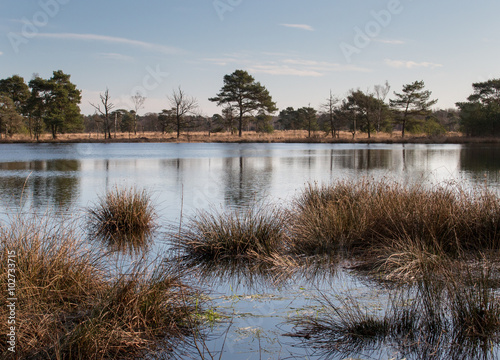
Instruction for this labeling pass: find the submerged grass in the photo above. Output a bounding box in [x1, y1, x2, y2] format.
[289, 292, 390, 353]
[87, 186, 157, 253]
[290, 259, 500, 359]
[447, 262, 500, 341]
[0, 212, 201, 360]
[285, 179, 500, 357]
[4, 177, 500, 358]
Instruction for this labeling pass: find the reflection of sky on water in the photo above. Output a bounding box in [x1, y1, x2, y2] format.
[0, 143, 499, 220]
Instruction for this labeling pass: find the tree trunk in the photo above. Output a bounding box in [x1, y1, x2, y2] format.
[177, 115, 181, 138]
[28, 117, 33, 139]
[238, 111, 243, 137]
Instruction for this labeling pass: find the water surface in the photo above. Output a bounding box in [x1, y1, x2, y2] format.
[1, 142, 499, 359]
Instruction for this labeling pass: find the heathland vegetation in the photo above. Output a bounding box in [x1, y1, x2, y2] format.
[1, 69, 500, 141]
[2, 180, 500, 358]
[0, 209, 202, 359]
[171, 179, 500, 357]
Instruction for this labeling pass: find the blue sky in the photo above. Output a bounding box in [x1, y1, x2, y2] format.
[1, 0, 499, 116]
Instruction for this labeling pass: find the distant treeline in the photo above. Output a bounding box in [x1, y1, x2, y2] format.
[0, 69, 498, 139]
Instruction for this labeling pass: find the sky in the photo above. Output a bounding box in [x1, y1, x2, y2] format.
[1, 0, 499, 117]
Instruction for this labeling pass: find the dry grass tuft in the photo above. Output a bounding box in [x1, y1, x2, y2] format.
[0, 212, 200, 360]
[87, 186, 157, 252]
[171, 205, 289, 262]
[289, 179, 500, 280]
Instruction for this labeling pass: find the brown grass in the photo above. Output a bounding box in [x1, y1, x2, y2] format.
[1, 130, 472, 144]
[289, 179, 500, 280]
[171, 205, 289, 262]
[87, 186, 157, 253]
[170, 178, 500, 283]
[0, 212, 200, 360]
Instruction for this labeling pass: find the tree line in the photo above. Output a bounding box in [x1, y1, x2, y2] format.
[0, 69, 498, 139]
[0, 71, 81, 140]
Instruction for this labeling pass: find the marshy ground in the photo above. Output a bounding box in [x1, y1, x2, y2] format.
[2, 180, 500, 359]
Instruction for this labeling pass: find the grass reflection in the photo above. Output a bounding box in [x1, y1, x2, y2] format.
[289, 260, 500, 360]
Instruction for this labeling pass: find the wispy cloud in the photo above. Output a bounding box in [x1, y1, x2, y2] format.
[0, 51, 3, 56]
[248, 65, 323, 77]
[35, 33, 182, 54]
[203, 53, 371, 76]
[280, 23, 314, 31]
[281, 59, 370, 73]
[97, 53, 135, 62]
[385, 59, 443, 69]
[374, 39, 405, 45]
[202, 57, 239, 66]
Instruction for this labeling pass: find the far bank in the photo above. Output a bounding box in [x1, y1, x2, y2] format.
[0, 130, 497, 145]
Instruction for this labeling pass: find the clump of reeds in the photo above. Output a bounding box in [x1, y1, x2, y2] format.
[447, 262, 500, 341]
[171, 205, 289, 262]
[59, 263, 197, 359]
[375, 234, 447, 281]
[0, 212, 201, 360]
[289, 292, 389, 354]
[288, 181, 371, 255]
[0, 213, 103, 359]
[87, 186, 157, 252]
[289, 179, 500, 280]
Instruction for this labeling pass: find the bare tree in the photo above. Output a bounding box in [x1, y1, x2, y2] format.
[90, 88, 114, 139]
[167, 86, 198, 138]
[131, 91, 146, 135]
[373, 81, 390, 133]
[321, 90, 340, 138]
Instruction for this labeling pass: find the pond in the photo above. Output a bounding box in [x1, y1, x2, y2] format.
[2, 142, 499, 217]
[1, 142, 500, 359]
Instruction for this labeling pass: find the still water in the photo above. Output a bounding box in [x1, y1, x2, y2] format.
[1, 142, 499, 359]
[1, 142, 498, 218]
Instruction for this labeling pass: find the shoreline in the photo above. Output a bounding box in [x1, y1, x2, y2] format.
[0, 131, 497, 145]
